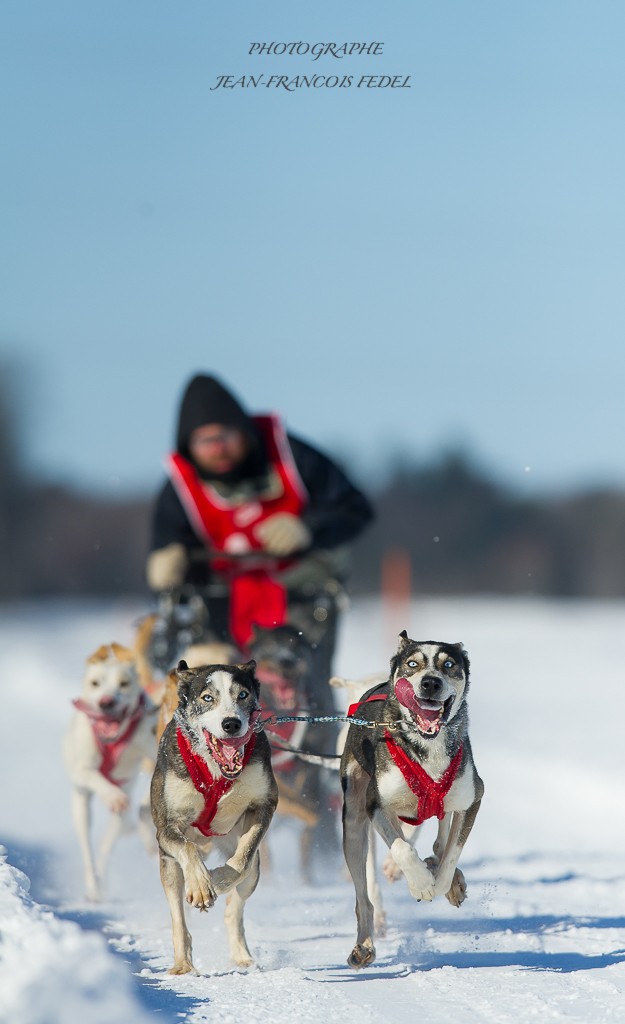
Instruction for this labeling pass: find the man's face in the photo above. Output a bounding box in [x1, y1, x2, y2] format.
[188, 423, 248, 474]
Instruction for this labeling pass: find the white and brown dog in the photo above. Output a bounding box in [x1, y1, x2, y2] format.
[340, 632, 484, 969]
[63, 643, 158, 901]
[151, 659, 278, 975]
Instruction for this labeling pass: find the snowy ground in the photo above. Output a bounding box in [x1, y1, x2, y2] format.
[1, 595, 624, 1023]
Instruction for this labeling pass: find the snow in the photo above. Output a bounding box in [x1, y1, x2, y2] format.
[1, 596, 624, 1023]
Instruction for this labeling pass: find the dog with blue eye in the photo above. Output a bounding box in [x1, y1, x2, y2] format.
[150, 658, 278, 975]
[340, 633, 484, 970]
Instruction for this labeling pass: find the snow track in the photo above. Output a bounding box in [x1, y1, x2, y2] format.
[1, 597, 624, 1022]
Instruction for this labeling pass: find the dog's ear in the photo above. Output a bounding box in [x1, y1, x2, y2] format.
[454, 643, 470, 677]
[390, 631, 413, 679]
[176, 678, 191, 707]
[110, 642, 134, 663]
[87, 644, 113, 664]
[175, 660, 194, 706]
[396, 630, 413, 652]
[237, 659, 257, 675]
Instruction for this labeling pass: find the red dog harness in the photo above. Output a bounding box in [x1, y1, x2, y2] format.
[348, 691, 463, 826]
[176, 728, 257, 837]
[72, 693, 147, 786]
[167, 414, 309, 649]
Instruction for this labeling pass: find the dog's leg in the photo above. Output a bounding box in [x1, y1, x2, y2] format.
[96, 808, 126, 895]
[155, 813, 217, 911]
[71, 789, 100, 901]
[299, 824, 315, 886]
[365, 824, 386, 937]
[383, 822, 421, 882]
[433, 797, 482, 905]
[372, 808, 435, 902]
[160, 852, 196, 975]
[259, 838, 272, 876]
[223, 850, 260, 968]
[342, 767, 376, 968]
[137, 784, 158, 856]
[208, 805, 275, 898]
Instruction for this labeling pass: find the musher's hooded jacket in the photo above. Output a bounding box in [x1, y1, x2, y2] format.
[149, 374, 374, 585]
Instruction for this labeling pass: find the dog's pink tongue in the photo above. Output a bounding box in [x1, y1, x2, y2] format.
[414, 704, 442, 734]
[394, 677, 442, 734]
[394, 677, 421, 716]
[220, 740, 243, 771]
[204, 712, 259, 772]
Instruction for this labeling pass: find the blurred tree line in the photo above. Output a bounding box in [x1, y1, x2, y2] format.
[1, 366, 624, 600]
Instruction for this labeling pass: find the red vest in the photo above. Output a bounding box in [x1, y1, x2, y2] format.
[176, 727, 257, 836]
[348, 692, 463, 825]
[167, 415, 309, 649]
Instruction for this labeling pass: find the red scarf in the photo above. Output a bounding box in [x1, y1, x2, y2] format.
[176, 727, 257, 837]
[72, 693, 147, 785]
[167, 414, 308, 649]
[348, 691, 463, 825]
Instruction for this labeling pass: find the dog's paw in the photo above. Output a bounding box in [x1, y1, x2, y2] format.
[436, 866, 467, 907]
[184, 865, 216, 911]
[85, 881, 101, 903]
[232, 952, 255, 969]
[208, 863, 240, 897]
[347, 940, 376, 969]
[373, 908, 387, 938]
[103, 787, 130, 814]
[168, 960, 197, 975]
[382, 852, 403, 883]
[391, 838, 435, 902]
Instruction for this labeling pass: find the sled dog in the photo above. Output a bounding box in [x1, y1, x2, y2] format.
[340, 632, 484, 969]
[151, 659, 278, 974]
[63, 643, 158, 901]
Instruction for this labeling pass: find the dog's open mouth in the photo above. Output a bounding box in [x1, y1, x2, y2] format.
[394, 678, 455, 737]
[413, 699, 447, 736]
[203, 731, 248, 779]
[255, 667, 298, 709]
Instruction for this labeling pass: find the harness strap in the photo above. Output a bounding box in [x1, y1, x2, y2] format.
[348, 690, 464, 825]
[347, 693, 387, 718]
[73, 693, 147, 785]
[386, 738, 464, 826]
[176, 728, 257, 837]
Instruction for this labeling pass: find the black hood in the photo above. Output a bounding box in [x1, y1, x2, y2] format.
[175, 374, 266, 481]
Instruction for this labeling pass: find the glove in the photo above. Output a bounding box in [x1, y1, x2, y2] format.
[254, 513, 312, 557]
[146, 543, 188, 590]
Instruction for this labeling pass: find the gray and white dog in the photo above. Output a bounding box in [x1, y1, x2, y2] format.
[340, 632, 484, 969]
[150, 659, 278, 975]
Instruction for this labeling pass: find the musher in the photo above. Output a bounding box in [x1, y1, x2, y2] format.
[146, 373, 374, 851]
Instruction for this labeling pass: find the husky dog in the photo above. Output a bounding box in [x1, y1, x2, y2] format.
[63, 643, 158, 901]
[340, 632, 484, 969]
[151, 659, 278, 975]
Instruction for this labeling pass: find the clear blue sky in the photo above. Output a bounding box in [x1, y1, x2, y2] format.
[2, 0, 624, 497]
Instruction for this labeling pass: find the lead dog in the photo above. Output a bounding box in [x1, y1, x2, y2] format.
[340, 632, 484, 969]
[63, 643, 158, 901]
[151, 659, 278, 974]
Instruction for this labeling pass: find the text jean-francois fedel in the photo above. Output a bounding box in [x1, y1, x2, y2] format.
[211, 42, 411, 91]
